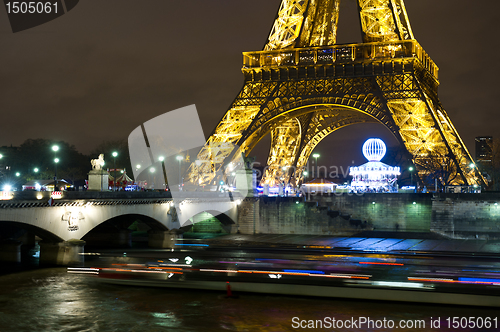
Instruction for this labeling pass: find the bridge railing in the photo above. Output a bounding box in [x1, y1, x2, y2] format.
[0, 191, 172, 202]
[0, 190, 246, 203]
[243, 40, 438, 80]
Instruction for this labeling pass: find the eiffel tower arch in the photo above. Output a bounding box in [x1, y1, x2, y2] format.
[188, 0, 484, 189]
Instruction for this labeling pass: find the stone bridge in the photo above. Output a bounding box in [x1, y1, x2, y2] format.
[0, 191, 240, 265]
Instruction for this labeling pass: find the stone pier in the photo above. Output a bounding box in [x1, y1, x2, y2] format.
[39, 239, 86, 266]
[148, 230, 183, 249]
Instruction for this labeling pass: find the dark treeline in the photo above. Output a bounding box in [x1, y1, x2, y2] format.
[0, 138, 133, 189]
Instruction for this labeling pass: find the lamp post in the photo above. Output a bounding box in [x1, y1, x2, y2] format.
[159, 156, 168, 190]
[54, 158, 59, 191]
[176, 155, 183, 190]
[409, 166, 414, 192]
[33, 167, 39, 183]
[312, 153, 320, 178]
[52, 145, 59, 190]
[112, 151, 118, 191]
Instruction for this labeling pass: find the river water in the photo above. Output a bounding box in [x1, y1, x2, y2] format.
[0, 267, 498, 332]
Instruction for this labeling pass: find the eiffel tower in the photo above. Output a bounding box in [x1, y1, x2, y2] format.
[188, 0, 484, 188]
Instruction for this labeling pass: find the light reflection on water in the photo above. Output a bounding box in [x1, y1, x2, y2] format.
[0, 268, 498, 332]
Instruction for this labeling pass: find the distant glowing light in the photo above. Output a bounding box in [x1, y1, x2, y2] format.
[458, 277, 500, 284]
[359, 262, 403, 266]
[412, 201, 416, 205]
[373, 281, 425, 289]
[3, 184, 12, 191]
[283, 269, 325, 274]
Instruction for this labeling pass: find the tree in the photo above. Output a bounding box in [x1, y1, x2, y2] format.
[418, 150, 462, 189]
[0, 139, 90, 190]
[382, 145, 413, 185]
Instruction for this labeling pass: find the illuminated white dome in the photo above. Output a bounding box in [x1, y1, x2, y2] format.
[362, 138, 386, 162]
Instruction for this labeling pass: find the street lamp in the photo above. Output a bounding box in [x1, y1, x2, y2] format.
[112, 151, 118, 191]
[312, 153, 320, 178]
[34, 168, 39, 173]
[176, 155, 184, 190]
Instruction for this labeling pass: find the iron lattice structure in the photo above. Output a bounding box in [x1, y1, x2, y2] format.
[188, 0, 484, 188]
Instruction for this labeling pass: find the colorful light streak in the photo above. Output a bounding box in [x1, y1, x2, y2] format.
[359, 262, 404, 266]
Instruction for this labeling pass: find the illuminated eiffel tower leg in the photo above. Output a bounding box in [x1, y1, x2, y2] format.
[188, 0, 485, 188]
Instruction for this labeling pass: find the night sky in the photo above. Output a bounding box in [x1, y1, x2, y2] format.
[0, 0, 498, 168]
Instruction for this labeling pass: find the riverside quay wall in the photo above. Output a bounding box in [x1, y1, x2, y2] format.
[233, 193, 500, 239]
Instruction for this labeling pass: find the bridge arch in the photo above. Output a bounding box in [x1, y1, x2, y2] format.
[239, 91, 398, 151]
[0, 220, 63, 243]
[182, 210, 235, 236]
[238, 97, 401, 186]
[85, 213, 169, 234]
[81, 213, 171, 248]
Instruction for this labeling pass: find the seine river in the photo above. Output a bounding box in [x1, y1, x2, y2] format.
[0, 267, 498, 332]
